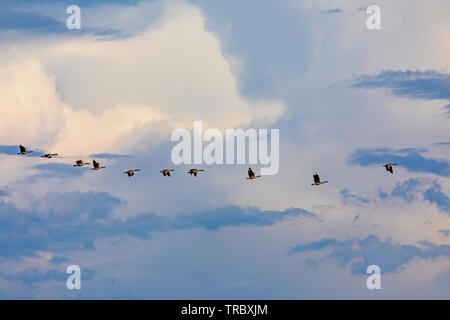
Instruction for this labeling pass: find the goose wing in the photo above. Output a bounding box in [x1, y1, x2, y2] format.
[313, 173, 320, 183]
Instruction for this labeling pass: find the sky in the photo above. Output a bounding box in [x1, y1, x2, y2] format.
[0, 0, 449, 299]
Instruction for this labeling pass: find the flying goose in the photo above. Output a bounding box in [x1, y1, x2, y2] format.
[188, 168, 204, 177]
[41, 153, 58, 159]
[246, 167, 261, 180]
[92, 160, 105, 170]
[74, 160, 90, 167]
[312, 172, 328, 186]
[383, 163, 397, 174]
[124, 169, 140, 177]
[18, 145, 33, 155]
[160, 169, 175, 177]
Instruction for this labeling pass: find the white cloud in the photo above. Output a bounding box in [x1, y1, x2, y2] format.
[0, 1, 285, 156]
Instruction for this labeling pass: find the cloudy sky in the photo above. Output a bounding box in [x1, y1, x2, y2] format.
[0, 0, 449, 299]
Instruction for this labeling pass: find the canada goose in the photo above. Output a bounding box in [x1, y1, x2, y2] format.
[92, 160, 105, 170]
[124, 169, 140, 177]
[74, 160, 90, 167]
[246, 167, 261, 180]
[312, 172, 328, 186]
[160, 169, 175, 177]
[188, 168, 204, 177]
[383, 163, 397, 174]
[18, 145, 33, 155]
[41, 153, 58, 159]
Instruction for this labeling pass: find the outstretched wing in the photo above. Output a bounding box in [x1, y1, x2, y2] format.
[19, 145, 26, 153]
[313, 173, 320, 183]
[93, 160, 99, 168]
[248, 168, 255, 178]
[194, 172, 197, 177]
[167, 171, 171, 176]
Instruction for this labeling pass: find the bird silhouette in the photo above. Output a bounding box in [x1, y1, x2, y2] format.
[160, 169, 175, 177]
[312, 172, 328, 185]
[124, 169, 140, 177]
[383, 163, 397, 174]
[74, 160, 90, 167]
[188, 169, 204, 177]
[92, 160, 105, 170]
[18, 145, 33, 155]
[246, 167, 261, 180]
[41, 153, 58, 159]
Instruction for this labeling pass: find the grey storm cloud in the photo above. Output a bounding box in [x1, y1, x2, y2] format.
[289, 235, 450, 274]
[0, 191, 316, 258]
[0, 1, 132, 37]
[0, 267, 96, 287]
[349, 70, 450, 101]
[386, 178, 449, 214]
[340, 188, 370, 207]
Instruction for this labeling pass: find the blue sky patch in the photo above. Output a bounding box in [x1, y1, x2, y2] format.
[350, 70, 450, 100]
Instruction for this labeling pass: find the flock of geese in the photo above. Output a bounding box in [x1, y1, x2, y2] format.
[17, 145, 399, 183]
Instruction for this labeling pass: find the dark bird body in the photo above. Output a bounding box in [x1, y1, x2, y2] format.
[41, 153, 58, 158]
[188, 169, 204, 177]
[124, 169, 140, 177]
[246, 167, 261, 180]
[18, 145, 33, 155]
[74, 160, 90, 167]
[92, 160, 105, 170]
[383, 163, 397, 174]
[160, 169, 174, 176]
[312, 172, 328, 185]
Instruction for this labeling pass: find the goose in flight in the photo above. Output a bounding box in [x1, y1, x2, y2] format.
[124, 169, 140, 177]
[74, 160, 90, 167]
[160, 169, 175, 177]
[92, 160, 105, 170]
[18, 145, 33, 155]
[383, 163, 397, 174]
[312, 172, 328, 186]
[188, 168, 204, 177]
[246, 167, 261, 180]
[41, 153, 58, 159]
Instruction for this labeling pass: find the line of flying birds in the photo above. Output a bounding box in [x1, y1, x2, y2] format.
[17, 145, 399, 183]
